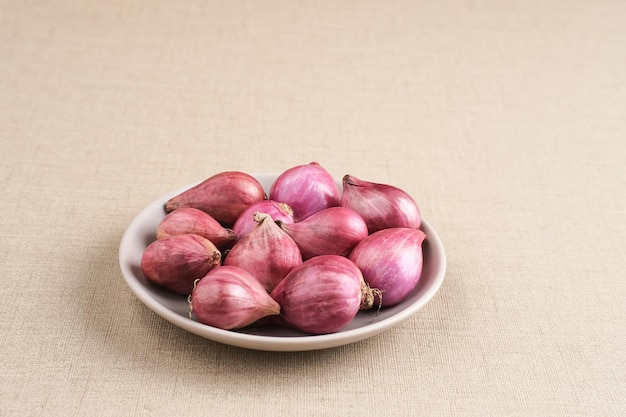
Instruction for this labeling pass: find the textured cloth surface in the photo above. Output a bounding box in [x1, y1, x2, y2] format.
[1, 1, 625, 416]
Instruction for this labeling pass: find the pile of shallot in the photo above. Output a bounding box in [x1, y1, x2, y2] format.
[140, 162, 427, 335]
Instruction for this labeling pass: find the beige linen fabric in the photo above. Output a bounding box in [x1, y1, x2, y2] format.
[1, 0, 625, 416]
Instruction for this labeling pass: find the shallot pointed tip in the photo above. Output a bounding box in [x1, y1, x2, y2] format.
[342, 174, 364, 187]
[278, 202, 294, 216]
[164, 200, 179, 213]
[209, 250, 222, 265]
[225, 228, 237, 241]
[253, 211, 272, 223]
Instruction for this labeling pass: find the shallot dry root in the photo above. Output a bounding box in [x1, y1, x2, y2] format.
[141, 163, 427, 334]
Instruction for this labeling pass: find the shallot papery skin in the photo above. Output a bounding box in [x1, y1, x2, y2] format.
[190, 266, 280, 330]
[164, 171, 265, 227]
[141, 234, 221, 295]
[349, 227, 426, 307]
[341, 174, 421, 234]
[223, 212, 302, 292]
[232, 200, 294, 240]
[278, 207, 368, 259]
[269, 162, 341, 221]
[156, 207, 236, 251]
[269, 255, 365, 334]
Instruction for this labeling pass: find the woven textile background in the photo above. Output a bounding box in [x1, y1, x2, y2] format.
[1, 1, 625, 416]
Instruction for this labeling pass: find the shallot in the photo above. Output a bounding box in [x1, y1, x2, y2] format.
[268, 255, 371, 334]
[141, 234, 221, 295]
[341, 174, 421, 233]
[349, 227, 426, 307]
[223, 212, 302, 292]
[156, 207, 236, 251]
[164, 171, 265, 227]
[189, 265, 280, 330]
[232, 200, 294, 240]
[269, 162, 340, 221]
[278, 207, 368, 259]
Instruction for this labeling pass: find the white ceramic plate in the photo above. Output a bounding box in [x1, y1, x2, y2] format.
[119, 173, 446, 351]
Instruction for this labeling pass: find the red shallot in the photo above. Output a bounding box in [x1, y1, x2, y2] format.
[278, 207, 368, 259]
[223, 212, 302, 292]
[156, 207, 236, 251]
[232, 200, 295, 240]
[341, 174, 421, 234]
[349, 227, 426, 307]
[141, 234, 221, 295]
[268, 255, 371, 334]
[164, 171, 265, 227]
[269, 162, 340, 221]
[189, 265, 280, 330]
